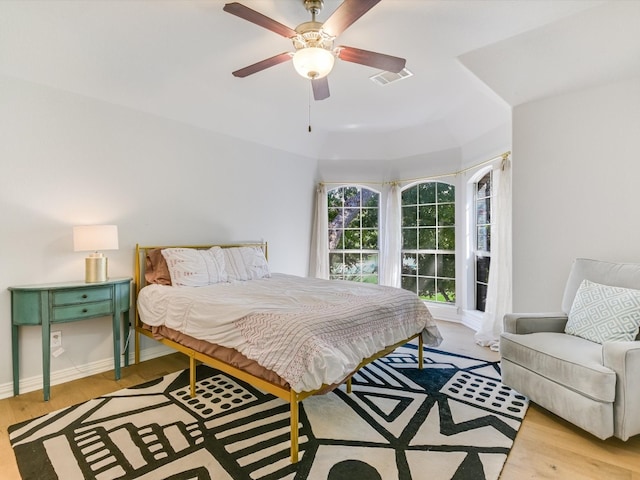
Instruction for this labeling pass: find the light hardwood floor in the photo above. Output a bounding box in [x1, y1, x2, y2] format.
[1, 321, 638, 479]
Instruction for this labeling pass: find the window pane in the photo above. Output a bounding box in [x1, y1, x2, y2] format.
[476, 198, 490, 225]
[364, 194, 379, 208]
[344, 253, 361, 273]
[363, 254, 378, 275]
[439, 254, 455, 278]
[477, 256, 490, 284]
[437, 203, 455, 226]
[329, 252, 344, 279]
[402, 186, 418, 205]
[328, 190, 343, 208]
[476, 283, 487, 312]
[344, 230, 361, 249]
[418, 183, 436, 204]
[328, 207, 340, 223]
[402, 253, 417, 275]
[343, 186, 359, 203]
[403, 228, 417, 249]
[438, 227, 455, 250]
[418, 205, 437, 226]
[477, 225, 490, 252]
[361, 208, 378, 228]
[402, 276, 417, 294]
[402, 206, 417, 227]
[329, 228, 344, 249]
[418, 228, 436, 249]
[344, 208, 360, 228]
[362, 229, 378, 249]
[418, 277, 436, 301]
[437, 279, 456, 303]
[437, 183, 455, 203]
[418, 253, 436, 276]
[477, 172, 491, 198]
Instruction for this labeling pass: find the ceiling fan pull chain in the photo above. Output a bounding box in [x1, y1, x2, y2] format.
[308, 82, 313, 133]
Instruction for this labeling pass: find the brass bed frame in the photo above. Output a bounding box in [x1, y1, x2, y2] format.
[133, 242, 424, 463]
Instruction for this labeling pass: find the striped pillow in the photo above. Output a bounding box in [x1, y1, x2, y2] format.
[224, 247, 270, 281]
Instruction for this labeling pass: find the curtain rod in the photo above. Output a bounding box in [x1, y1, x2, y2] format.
[320, 151, 511, 187]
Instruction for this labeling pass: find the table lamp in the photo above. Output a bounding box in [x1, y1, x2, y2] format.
[73, 225, 119, 283]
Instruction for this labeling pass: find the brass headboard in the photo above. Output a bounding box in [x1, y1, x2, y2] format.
[133, 241, 268, 359]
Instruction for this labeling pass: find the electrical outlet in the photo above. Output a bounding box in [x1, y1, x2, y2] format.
[51, 331, 62, 349]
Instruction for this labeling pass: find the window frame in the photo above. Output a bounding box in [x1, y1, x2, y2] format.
[327, 185, 381, 284]
[473, 169, 493, 312]
[400, 181, 456, 304]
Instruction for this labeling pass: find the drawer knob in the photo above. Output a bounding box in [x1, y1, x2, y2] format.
[82, 294, 88, 299]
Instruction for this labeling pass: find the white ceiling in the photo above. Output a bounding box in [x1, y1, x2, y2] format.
[1, 0, 637, 161]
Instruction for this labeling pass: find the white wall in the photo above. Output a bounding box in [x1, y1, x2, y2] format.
[512, 77, 640, 312]
[0, 75, 317, 397]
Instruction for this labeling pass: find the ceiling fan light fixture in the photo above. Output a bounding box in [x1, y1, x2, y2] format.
[292, 47, 335, 79]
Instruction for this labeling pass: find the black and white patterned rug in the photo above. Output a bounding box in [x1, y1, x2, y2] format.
[10, 345, 528, 480]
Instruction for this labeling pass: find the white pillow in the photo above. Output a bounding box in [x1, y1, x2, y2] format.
[223, 247, 270, 281]
[565, 279, 640, 343]
[161, 247, 228, 287]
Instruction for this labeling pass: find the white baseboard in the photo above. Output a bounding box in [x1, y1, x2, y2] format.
[0, 344, 176, 401]
[461, 310, 483, 332]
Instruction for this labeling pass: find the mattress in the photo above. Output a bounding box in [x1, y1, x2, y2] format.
[138, 273, 442, 392]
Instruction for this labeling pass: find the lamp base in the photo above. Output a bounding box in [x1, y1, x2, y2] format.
[85, 255, 108, 283]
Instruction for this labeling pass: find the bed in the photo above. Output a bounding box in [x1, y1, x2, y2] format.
[133, 242, 442, 463]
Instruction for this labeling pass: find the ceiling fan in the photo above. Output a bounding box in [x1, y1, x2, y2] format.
[223, 0, 406, 101]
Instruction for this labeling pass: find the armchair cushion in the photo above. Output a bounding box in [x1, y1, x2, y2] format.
[565, 280, 640, 343]
[500, 332, 616, 403]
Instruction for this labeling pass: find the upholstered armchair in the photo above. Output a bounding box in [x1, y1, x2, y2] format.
[500, 258, 640, 441]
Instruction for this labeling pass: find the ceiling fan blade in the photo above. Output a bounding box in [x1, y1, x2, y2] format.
[312, 77, 330, 101]
[223, 2, 297, 38]
[321, 0, 382, 37]
[232, 52, 293, 78]
[337, 46, 406, 73]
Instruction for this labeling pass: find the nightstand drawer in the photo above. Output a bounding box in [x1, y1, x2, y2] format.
[52, 300, 113, 322]
[53, 287, 112, 305]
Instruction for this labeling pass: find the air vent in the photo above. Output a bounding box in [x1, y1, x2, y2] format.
[369, 67, 413, 86]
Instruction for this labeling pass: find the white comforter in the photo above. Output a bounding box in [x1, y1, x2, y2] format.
[138, 273, 442, 392]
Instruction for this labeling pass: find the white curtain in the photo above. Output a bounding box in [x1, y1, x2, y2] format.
[380, 182, 402, 287]
[309, 183, 329, 279]
[475, 158, 512, 351]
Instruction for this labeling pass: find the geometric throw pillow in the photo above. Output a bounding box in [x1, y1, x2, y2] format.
[565, 279, 640, 343]
[160, 247, 228, 287]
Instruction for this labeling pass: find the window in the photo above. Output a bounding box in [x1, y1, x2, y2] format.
[328, 186, 379, 283]
[474, 171, 492, 311]
[401, 182, 455, 303]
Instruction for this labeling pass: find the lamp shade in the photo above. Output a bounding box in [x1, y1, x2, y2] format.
[292, 47, 335, 79]
[73, 225, 119, 252]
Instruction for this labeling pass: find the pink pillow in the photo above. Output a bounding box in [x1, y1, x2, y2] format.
[145, 248, 172, 285]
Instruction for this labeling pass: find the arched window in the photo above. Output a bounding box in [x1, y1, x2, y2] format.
[401, 182, 455, 303]
[327, 186, 380, 283]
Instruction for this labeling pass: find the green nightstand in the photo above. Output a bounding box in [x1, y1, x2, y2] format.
[9, 277, 132, 401]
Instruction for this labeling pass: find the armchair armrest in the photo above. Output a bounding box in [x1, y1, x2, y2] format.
[602, 341, 640, 441]
[503, 313, 568, 334]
